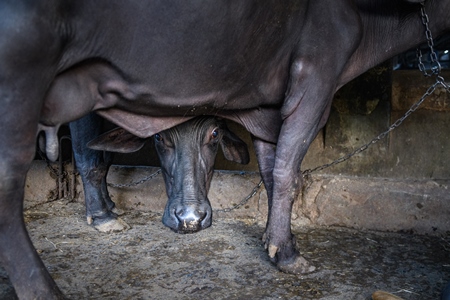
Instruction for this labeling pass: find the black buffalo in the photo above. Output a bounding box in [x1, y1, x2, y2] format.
[70, 114, 249, 233]
[0, 0, 449, 298]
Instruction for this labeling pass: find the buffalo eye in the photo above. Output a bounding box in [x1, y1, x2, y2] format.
[154, 133, 163, 142]
[211, 128, 219, 139]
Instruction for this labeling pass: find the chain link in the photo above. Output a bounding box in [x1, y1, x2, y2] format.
[303, 3, 449, 177]
[215, 179, 263, 213]
[437, 75, 450, 93]
[302, 81, 442, 176]
[107, 168, 162, 188]
[37, 147, 60, 177]
[417, 3, 441, 76]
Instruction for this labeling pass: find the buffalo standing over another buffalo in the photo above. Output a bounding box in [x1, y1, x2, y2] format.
[0, 0, 449, 298]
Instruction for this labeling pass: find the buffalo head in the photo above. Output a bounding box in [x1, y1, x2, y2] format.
[88, 116, 249, 233]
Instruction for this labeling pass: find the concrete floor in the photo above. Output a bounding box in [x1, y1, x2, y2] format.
[1, 199, 449, 299]
[0, 161, 446, 299]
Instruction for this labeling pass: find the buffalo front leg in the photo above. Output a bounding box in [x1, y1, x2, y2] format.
[252, 106, 325, 274]
[262, 62, 341, 274]
[69, 113, 130, 233]
[251, 137, 276, 231]
[254, 132, 317, 274]
[264, 110, 328, 274]
[262, 0, 361, 274]
[251, 137, 313, 273]
[264, 60, 343, 272]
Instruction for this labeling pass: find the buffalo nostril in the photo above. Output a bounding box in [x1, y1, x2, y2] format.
[175, 208, 206, 231]
[175, 209, 206, 222]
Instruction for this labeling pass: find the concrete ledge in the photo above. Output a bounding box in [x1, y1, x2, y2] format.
[25, 161, 450, 235]
[298, 175, 450, 234]
[24, 161, 58, 207]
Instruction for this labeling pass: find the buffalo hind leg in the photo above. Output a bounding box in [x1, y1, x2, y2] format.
[0, 110, 64, 298]
[0, 3, 69, 296]
[0, 174, 64, 299]
[69, 113, 130, 233]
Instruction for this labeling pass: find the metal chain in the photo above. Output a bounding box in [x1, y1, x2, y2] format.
[107, 168, 162, 188]
[417, 3, 441, 77]
[438, 75, 450, 93]
[107, 167, 263, 212]
[214, 179, 263, 213]
[303, 2, 449, 177]
[37, 146, 60, 177]
[302, 81, 441, 176]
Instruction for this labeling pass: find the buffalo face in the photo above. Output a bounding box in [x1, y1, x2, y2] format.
[88, 116, 249, 234]
[155, 117, 249, 233]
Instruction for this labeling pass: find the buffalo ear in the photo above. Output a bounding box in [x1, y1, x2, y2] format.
[220, 128, 250, 165]
[87, 127, 147, 153]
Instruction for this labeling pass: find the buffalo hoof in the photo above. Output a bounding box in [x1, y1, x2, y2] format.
[266, 238, 316, 274]
[88, 216, 130, 233]
[276, 254, 316, 274]
[372, 290, 404, 300]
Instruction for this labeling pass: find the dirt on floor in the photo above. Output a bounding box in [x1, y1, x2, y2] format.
[1, 200, 449, 300]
